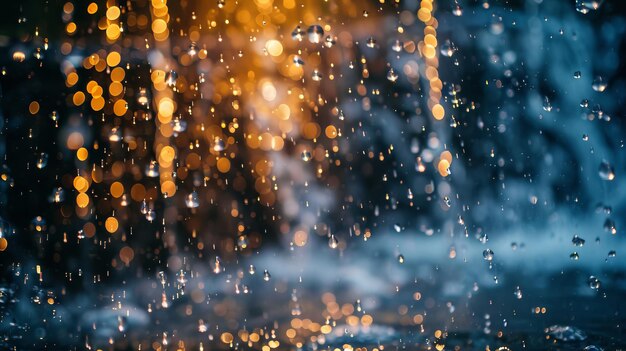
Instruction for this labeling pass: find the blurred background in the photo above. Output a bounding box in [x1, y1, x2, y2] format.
[0, 0, 625, 350]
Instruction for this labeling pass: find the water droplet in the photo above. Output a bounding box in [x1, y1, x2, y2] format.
[328, 234, 339, 249]
[391, 40, 403, 52]
[165, 70, 178, 87]
[440, 40, 455, 57]
[307, 25, 324, 44]
[109, 127, 122, 142]
[574, 71, 581, 79]
[598, 160, 615, 181]
[452, 4, 463, 16]
[293, 55, 304, 66]
[588, 276, 600, 290]
[145, 209, 156, 222]
[513, 286, 522, 299]
[572, 235, 585, 247]
[50, 187, 65, 203]
[311, 70, 323, 81]
[137, 88, 149, 106]
[542, 96, 552, 112]
[483, 249, 494, 261]
[212, 256, 222, 274]
[185, 191, 200, 208]
[592, 76, 607, 92]
[386, 68, 398, 82]
[576, 3, 590, 13]
[603, 218, 616, 234]
[36, 153, 48, 169]
[263, 269, 271, 281]
[580, 98, 589, 108]
[570, 252, 579, 260]
[172, 118, 187, 133]
[188, 42, 198, 56]
[145, 161, 160, 177]
[479, 233, 489, 244]
[291, 26, 304, 41]
[198, 320, 207, 333]
[49, 111, 59, 123]
[324, 35, 336, 48]
[213, 137, 226, 151]
[301, 150, 312, 162]
[397, 254, 404, 264]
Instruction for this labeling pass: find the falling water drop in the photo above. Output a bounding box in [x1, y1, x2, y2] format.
[328, 234, 339, 249]
[172, 118, 187, 133]
[391, 40, 403, 52]
[542, 96, 552, 112]
[440, 40, 455, 57]
[188, 42, 198, 56]
[514, 286, 523, 299]
[145, 209, 156, 222]
[165, 70, 178, 87]
[291, 26, 304, 41]
[483, 249, 494, 261]
[386, 68, 398, 82]
[580, 99, 589, 108]
[185, 191, 200, 208]
[598, 161, 615, 181]
[50, 187, 65, 203]
[145, 161, 160, 177]
[588, 276, 601, 290]
[592, 76, 607, 92]
[452, 3, 463, 16]
[137, 88, 149, 106]
[324, 35, 336, 48]
[603, 218, 616, 234]
[36, 153, 48, 169]
[212, 256, 222, 274]
[293, 55, 304, 66]
[571, 235, 585, 247]
[311, 70, 323, 81]
[307, 25, 324, 44]
[213, 137, 226, 152]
